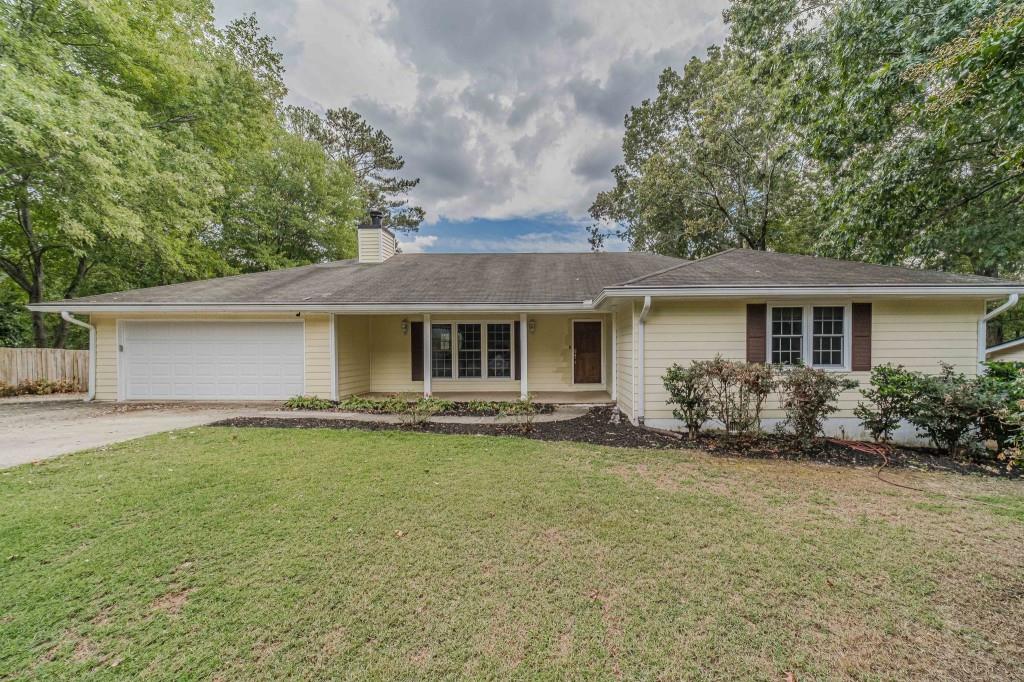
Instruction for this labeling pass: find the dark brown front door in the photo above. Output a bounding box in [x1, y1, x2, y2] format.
[573, 321, 602, 384]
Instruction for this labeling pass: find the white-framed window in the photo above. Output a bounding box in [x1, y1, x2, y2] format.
[430, 321, 515, 379]
[768, 303, 850, 370]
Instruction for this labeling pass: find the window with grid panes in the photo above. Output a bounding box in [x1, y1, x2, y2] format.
[457, 323, 482, 378]
[771, 307, 803, 365]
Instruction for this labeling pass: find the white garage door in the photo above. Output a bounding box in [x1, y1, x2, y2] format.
[122, 321, 304, 400]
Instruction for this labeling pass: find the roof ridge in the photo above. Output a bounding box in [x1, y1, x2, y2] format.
[618, 248, 737, 286]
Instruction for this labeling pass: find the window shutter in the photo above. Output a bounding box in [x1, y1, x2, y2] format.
[411, 321, 423, 381]
[851, 303, 872, 371]
[513, 321, 521, 380]
[746, 304, 767, 363]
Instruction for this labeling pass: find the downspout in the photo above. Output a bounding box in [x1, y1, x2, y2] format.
[636, 296, 652, 425]
[61, 312, 95, 401]
[979, 294, 1019, 372]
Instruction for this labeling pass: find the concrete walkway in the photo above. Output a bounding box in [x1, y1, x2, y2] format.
[0, 399, 590, 468]
[264, 405, 589, 424]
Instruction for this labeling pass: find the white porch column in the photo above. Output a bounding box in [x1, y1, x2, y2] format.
[520, 312, 528, 399]
[329, 313, 338, 400]
[423, 313, 431, 396]
[610, 311, 617, 401]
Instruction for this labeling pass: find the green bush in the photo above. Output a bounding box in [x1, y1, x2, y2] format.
[777, 366, 858, 450]
[854, 364, 917, 442]
[700, 356, 775, 434]
[284, 395, 335, 410]
[978, 362, 1024, 452]
[904, 364, 1000, 457]
[662, 363, 712, 438]
[399, 396, 452, 426]
[499, 395, 539, 431]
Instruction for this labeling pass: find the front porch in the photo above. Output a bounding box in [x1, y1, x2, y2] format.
[333, 312, 616, 401]
[357, 390, 613, 404]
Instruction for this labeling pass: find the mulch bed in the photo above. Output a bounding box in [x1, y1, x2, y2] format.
[308, 401, 556, 417]
[211, 407, 1018, 478]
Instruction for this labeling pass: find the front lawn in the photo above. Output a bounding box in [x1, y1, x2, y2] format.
[2, 428, 1022, 680]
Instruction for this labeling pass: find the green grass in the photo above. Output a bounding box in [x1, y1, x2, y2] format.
[2, 428, 1023, 680]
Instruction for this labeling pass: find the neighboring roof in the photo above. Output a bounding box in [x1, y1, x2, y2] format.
[29, 249, 1024, 312]
[618, 249, 1022, 289]
[987, 337, 1024, 355]
[39, 253, 682, 307]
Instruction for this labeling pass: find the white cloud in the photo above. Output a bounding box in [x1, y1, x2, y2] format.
[396, 234, 439, 253]
[214, 0, 729, 222]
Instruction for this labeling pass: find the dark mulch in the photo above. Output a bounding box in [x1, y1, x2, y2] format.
[211, 407, 1018, 478]
[290, 401, 556, 417]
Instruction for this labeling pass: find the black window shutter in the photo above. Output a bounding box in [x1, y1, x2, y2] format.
[746, 304, 767, 364]
[513, 321, 521, 380]
[851, 303, 872, 371]
[411, 321, 423, 381]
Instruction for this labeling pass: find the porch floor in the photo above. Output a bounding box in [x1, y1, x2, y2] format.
[359, 390, 613, 405]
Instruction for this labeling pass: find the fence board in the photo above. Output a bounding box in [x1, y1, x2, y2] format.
[0, 348, 88, 390]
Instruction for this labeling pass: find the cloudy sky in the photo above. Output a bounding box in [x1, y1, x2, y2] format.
[214, 0, 728, 253]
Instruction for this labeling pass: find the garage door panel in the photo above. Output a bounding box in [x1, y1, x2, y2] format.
[123, 322, 304, 400]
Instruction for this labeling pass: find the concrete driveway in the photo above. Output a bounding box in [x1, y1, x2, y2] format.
[0, 397, 261, 468]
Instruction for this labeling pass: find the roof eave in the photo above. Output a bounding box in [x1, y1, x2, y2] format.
[26, 301, 597, 314]
[594, 285, 1024, 306]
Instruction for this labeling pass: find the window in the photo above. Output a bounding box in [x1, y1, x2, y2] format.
[812, 306, 845, 367]
[457, 323, 482, 378]
[431, 324, 453, 378]
[771, 307, 803, 365]
[769, 304, 850, 370]
[487, 323, 512, 378]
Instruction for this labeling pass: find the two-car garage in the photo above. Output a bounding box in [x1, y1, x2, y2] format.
[120, 321, 305, 400]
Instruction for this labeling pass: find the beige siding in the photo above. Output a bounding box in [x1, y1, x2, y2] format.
[336, 315, 371, 397]
[989, 345, 1024, 362]
[527, 316, 572, 391]
[303, 314, 333, 398]
[357, 229, 382, 263]
[93, 316, 118, 401]
[641, 298, 985, 422]
[615, 305, 634, 420]
[381, 231, 396, 260]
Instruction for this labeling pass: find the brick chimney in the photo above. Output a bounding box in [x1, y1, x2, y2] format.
[357, 210, 396, 264]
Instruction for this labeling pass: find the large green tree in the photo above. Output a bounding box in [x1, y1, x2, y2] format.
[215, 117, 362, 273]
[0, 2, 285, 346]
[589, 47, 815, 257]
[287, 106, 424, 230]
[726, 0, 1024, 278]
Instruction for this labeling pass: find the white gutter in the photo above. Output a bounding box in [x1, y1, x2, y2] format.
[60, 312, 96, 401]
[594, 285, 1024, 306]
[979, 294, 1019, 372]
[636, 296, 652, 424]
[29, 302, 596, 314]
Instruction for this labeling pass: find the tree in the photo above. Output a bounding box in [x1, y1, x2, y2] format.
[727, 0, 1024, 279]
[588, 47, 815, 258]
[0, 2, 284, 347]
[215, 121, 362, 272]
[287, 106, 425, 230]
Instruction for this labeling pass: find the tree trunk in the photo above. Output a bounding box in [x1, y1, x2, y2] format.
[51, 257, 90, 349]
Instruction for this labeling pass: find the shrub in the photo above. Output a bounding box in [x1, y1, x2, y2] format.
[284, 395, 335, 410]
[904, 364, 999, 457]
[777, 366, 858, 450]
[499, 395, 539, 432]
[399, 396, 452, 426]
[662, 363, 711, 438]
[698, 356, 775, 433]
[854, 364, 917, 442]
[978, 362, 1024, 452]
[0, 378, 83, 397]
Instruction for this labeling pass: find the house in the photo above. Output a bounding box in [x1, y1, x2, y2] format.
[29, 214, 1024, 441]
[987, 337, 1024, 363]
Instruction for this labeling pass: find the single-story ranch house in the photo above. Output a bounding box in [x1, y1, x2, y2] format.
[30, 215, 1024, 441]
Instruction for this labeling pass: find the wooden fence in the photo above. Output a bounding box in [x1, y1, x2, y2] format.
[0, 347, 89, 390]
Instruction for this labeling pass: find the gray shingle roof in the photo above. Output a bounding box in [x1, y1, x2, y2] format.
[618, 249, 1022, 288]
[57, 252, 683, 306]
[39, 249, 1022, 310]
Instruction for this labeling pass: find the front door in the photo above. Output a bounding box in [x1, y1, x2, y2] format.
[573, 321, 602, 384]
